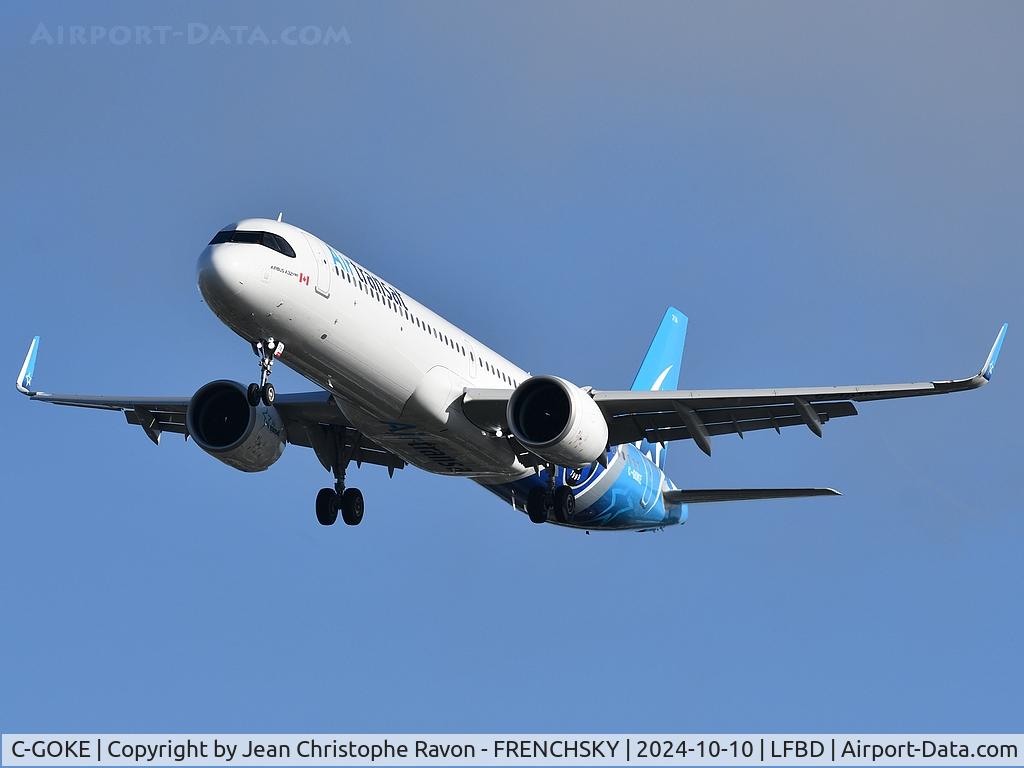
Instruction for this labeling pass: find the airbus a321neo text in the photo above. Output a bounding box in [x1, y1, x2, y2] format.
[16, 218, 1008, 531]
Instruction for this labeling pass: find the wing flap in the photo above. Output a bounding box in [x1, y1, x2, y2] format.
[607, 401, 858, 445]
[124, 408, 189, 440]
[639, 408, 856, 445]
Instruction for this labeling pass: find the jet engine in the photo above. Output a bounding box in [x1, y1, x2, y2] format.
[186, 380, 287, 472]
[506, 375, 609, 467]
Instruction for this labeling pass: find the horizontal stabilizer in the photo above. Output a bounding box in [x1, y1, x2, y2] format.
[663, 487, 841, 505]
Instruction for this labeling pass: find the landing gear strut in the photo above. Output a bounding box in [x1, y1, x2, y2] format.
[314, 438, 365, 527]
[248, 338, 284, 407]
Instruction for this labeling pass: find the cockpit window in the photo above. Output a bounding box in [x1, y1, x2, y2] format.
[209, 229, 296, 258]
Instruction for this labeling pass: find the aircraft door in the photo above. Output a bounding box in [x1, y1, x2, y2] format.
[304, 234, 331, 298]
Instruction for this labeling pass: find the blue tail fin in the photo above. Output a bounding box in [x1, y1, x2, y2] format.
[631, 307, 688, 470]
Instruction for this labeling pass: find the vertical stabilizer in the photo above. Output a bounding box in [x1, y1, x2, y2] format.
[631, 307, 687, 469]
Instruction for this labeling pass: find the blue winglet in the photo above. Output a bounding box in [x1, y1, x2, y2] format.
[16, 336, 40, 395]
[981, 323, 1008, 381]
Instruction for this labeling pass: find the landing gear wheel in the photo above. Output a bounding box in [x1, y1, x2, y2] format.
[340, 487, 364, 526]
[316, 488, 338, 526]
[247, 383, 261, 407]
[554, 486, 576, 522]
[261, 382, 276, 406]
[527, 487, 549, 524]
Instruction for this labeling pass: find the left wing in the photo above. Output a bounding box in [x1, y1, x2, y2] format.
[15, 336, 405, 472]
[462, 324, 1007, 456]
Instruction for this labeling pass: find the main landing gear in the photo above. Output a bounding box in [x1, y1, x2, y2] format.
[316, 486, 364, 526]
[247, 338, 284, 407]
[526, 469, 575, 524]
[316, 444, 365, 527]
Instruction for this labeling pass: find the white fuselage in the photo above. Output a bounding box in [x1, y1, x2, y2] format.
[197, 218, 534, 481]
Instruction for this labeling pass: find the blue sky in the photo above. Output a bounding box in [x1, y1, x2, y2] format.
[1, 0, 1021, 733]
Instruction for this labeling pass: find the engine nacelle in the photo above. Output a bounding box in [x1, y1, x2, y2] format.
[506, 375, 609, 468]
[186, 380, 287, 472]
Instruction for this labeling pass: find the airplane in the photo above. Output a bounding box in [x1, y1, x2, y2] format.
[16, 217, 1008, 532]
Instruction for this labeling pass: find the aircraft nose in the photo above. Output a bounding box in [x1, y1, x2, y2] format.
[196, 243, 252, 304]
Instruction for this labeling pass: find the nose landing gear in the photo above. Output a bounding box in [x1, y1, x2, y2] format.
[248, 338, 284, 407]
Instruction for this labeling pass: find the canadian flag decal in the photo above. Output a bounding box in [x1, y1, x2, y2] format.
[298, 273, 310, 285]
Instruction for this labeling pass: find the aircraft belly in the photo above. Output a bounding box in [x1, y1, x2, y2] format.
[339, 401, 526, 478]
